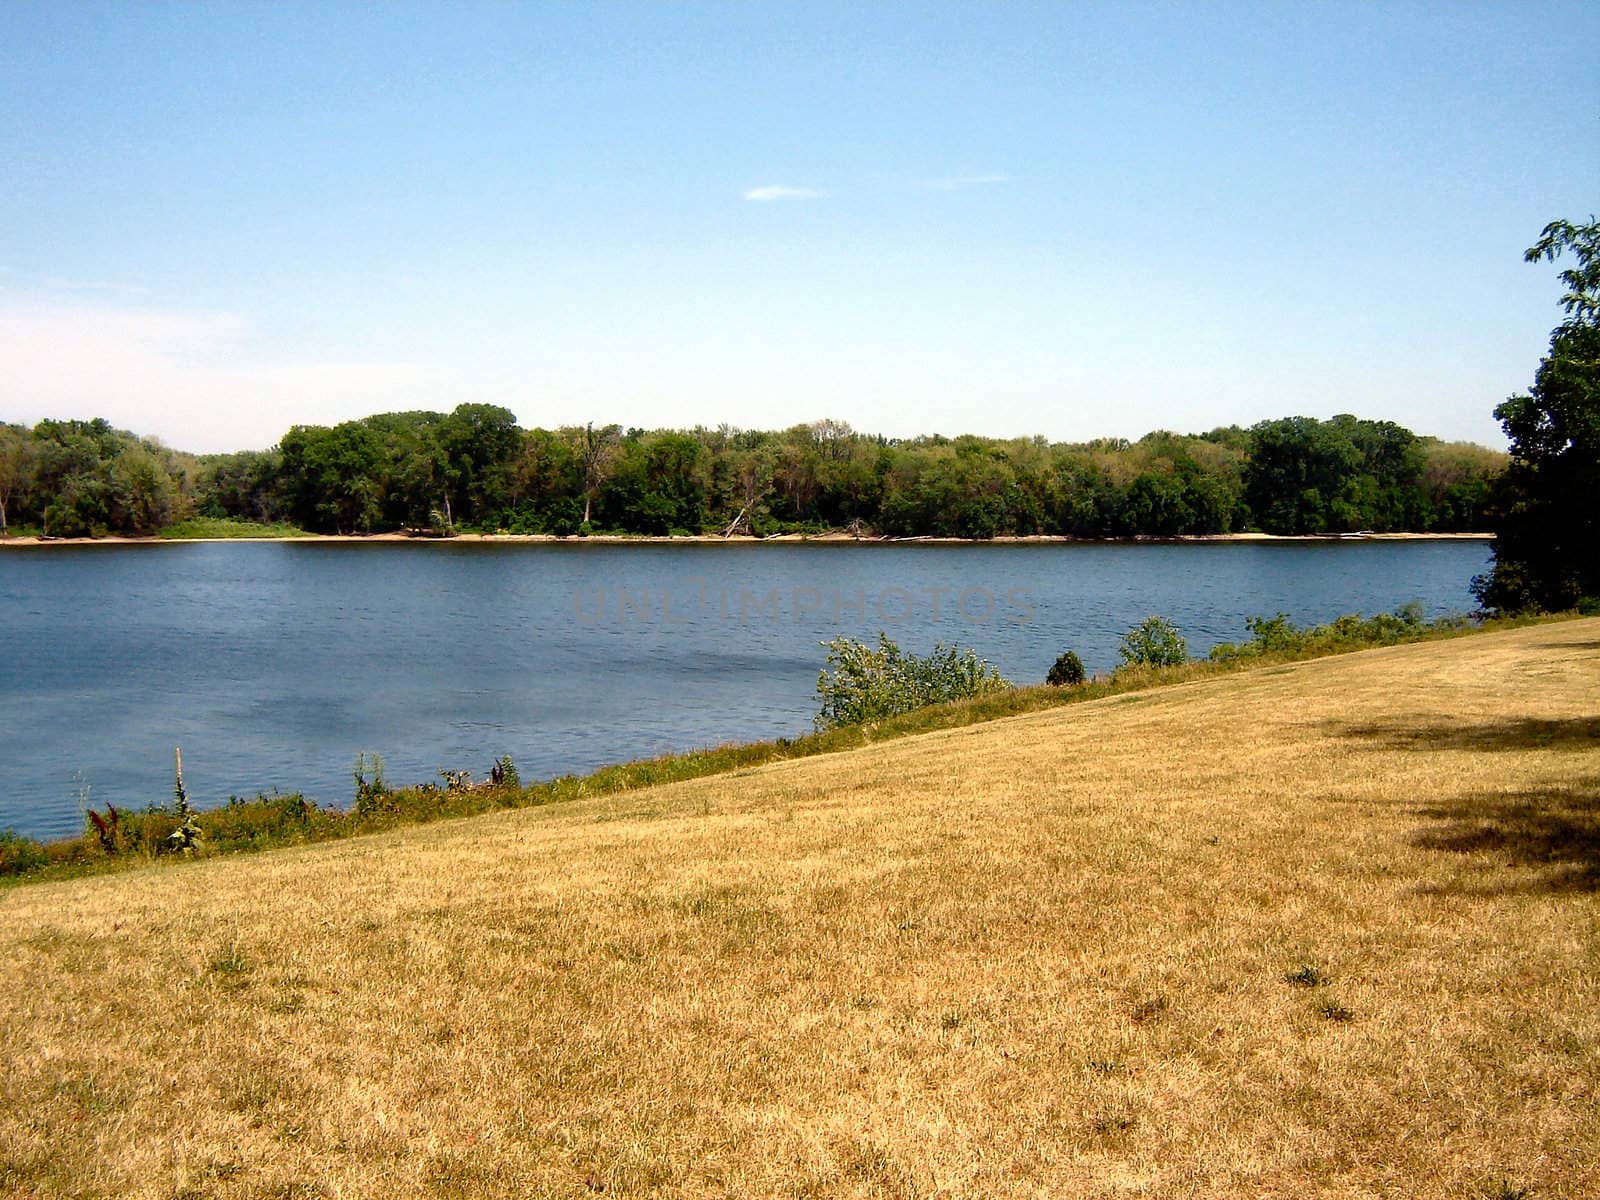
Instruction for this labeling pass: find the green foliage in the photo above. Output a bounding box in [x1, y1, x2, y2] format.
[1117, 617, 1188, 668]
[0, 829, 47, 875]
[157, 517, 309, 539]
[1242, 415, 1429, 533]
[490, 755, 520, 788]
[815, 633, 1011, 729]
[1475, 216, 1600, 613]
[5, 408, 1506, 541]
[1209, 603, 1459, 662]
[168, 749, 201, 854]
[0, 424, 39, 537]
[1, 418, 195, 538]
[353, 752, 390, 815]
[1046, 650, 1087, 687]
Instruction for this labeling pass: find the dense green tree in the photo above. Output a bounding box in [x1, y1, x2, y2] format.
[1474, 217, 1600, 611]
[279, 422, 387, 533]
[1241, 415, 1424, 534]
[196, 449, 288, 524]
[506, 427, 585, 534]
[438, 404, 520, 527]
[19, 418, 192, 536]
[0, 423, 36, 537]
[598, 432, 708, 534]
[107, 445, 181, 535]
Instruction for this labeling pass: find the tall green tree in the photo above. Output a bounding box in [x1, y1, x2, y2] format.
[438, 404, 520, 527]
[1474, 217, 1600, 611]
[0, 424, 36, 537]
[279, 422, 387, 533]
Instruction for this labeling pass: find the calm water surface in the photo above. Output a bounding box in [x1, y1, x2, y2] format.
[0, 540, 1491, 840]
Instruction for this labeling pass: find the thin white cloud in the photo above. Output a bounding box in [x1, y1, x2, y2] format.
[742, 185, 828, 202]
[0, 302, 452, 452]
[921, 174, 1013, 191]
[44, 276, 150, 296]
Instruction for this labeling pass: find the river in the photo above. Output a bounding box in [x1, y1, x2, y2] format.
[0, 538, 1491, 840]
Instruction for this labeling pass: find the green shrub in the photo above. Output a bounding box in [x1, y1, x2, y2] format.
[1117, 617, 1188, 668]
[1046, 650, 1087, 687]
[0, 829, 47, 876]
[815, 633, 1010, 729]
[1209, 603, 1467, 662]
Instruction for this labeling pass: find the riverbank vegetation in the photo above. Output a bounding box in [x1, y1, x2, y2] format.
[1474, 216, 1600, 614]
[2, 619, 1594, 1197]
[0, 410, 1503, 542]
[0, 607, 1564, 887]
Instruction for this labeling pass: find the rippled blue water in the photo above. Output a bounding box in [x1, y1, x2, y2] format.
[0, 539, 1490, 840]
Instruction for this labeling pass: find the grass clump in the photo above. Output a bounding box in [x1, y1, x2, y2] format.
[1284, 963, 1328, 988]
[157, 517, 311, 540]
[0, 829, 47, 874]
[1315, 998, 1356, 1023]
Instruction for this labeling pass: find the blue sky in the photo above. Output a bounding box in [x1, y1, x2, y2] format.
[1, 2, 1595, 452]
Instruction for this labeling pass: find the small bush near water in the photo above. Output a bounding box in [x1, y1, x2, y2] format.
[815, 633, 1011, 730]
[1118, 617, 1189, 668]
[1046, 650, 1087, 687]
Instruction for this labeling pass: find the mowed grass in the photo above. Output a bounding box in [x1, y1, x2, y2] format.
[2, 622, 1597, 1198]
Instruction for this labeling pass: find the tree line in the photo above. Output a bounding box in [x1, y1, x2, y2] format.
[0, 409, 1503, 541]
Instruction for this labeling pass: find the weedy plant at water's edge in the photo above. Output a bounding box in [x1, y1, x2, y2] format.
[168, 748, 201, 854]
[814, 633, 1010, 730]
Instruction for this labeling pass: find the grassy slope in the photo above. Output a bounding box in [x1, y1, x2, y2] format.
[2, 622, 1597, 1199]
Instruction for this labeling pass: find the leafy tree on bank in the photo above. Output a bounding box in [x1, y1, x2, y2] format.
[1242, 415, 1426, 533]
[438, 404, 520, 526]
[597, 432, 709, 535]
[12, 418, 195, 537]
[0, 423, 37, 537]
[195, 448, 288, 525]
[279, 421, 387, 534]
[506, 427, 585, 534]
[1474, 217, 1600, 612]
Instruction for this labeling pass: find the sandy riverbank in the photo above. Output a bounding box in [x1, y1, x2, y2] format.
[0, 530, 1494, 548]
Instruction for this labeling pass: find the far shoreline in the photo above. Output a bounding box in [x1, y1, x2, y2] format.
[0, 530, 1495, 549]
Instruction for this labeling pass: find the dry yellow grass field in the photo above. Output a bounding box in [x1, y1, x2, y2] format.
[3, 619, 1597, 1199]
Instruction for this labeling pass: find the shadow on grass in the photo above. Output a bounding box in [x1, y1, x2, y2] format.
[1328, 717, 1600, 753]
[1410, 779, 1600, 894]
